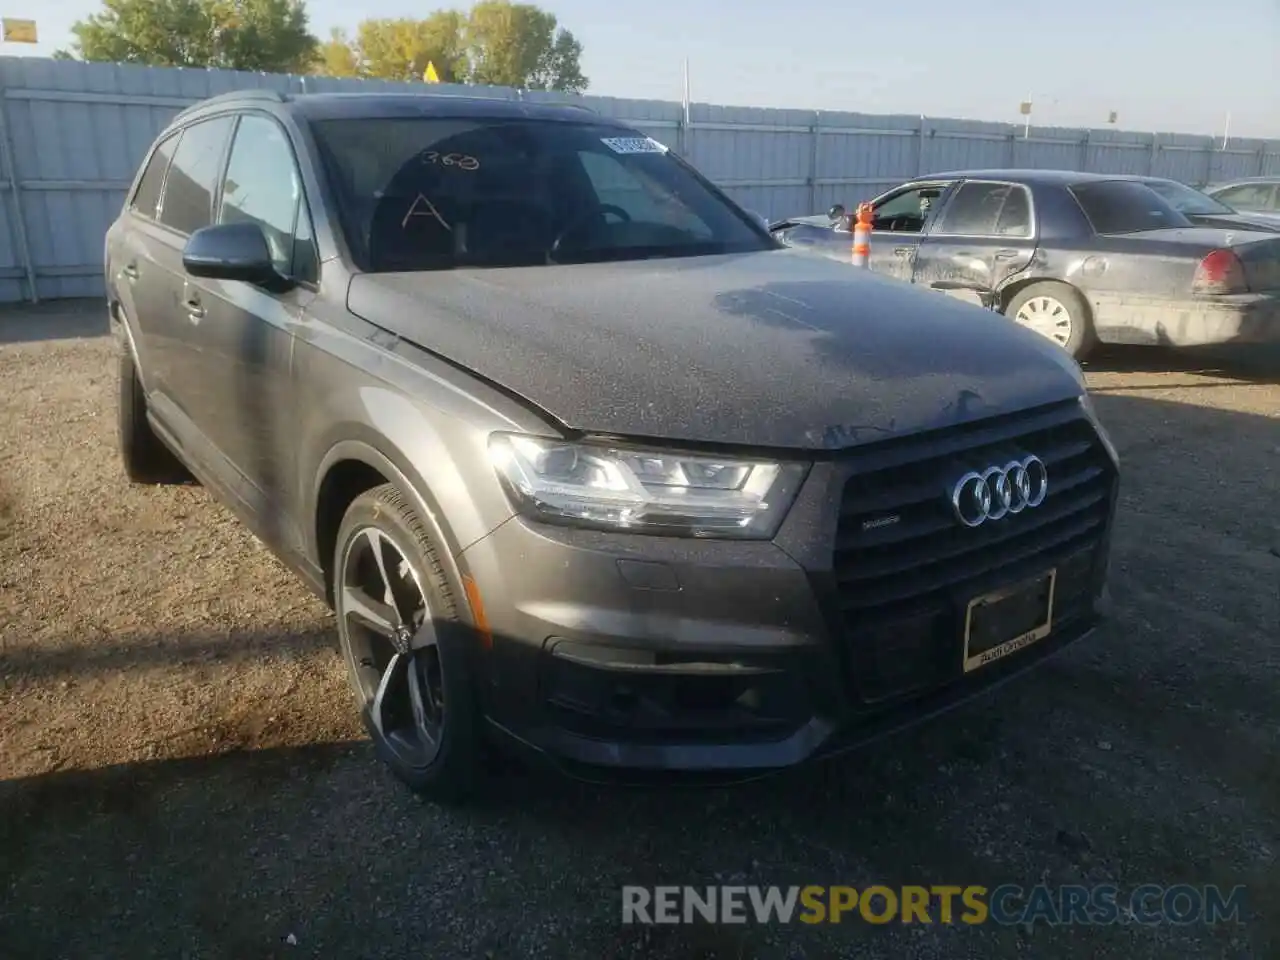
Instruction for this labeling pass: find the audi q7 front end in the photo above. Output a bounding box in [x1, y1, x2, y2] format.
[108, 92, 1119, 799]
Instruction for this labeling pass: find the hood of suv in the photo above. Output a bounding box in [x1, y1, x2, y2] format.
[347, 249, 1086, 450]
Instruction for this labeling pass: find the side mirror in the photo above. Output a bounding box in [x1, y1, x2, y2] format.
[183, 222, 283, 287]
[747, 209, 771, 231]
[827, 203, 846, 222]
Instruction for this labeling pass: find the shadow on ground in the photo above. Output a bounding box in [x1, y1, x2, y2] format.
[0, 624, 335, 683]
[0, 299, 107, 346]
[1086, 342, 1280, 383]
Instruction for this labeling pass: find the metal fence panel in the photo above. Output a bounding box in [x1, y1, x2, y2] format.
[1, 54, 1277, 302]
[0, 83, 18, 302]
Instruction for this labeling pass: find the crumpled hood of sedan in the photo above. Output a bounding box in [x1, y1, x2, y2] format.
[347, 249, 1085, 450]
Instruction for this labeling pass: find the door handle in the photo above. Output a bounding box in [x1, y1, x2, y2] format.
[893, 246, 912, 256]
[121, 263, 139, 281]
[994, 249, 1019, 261]
[183, 297, 205, 320]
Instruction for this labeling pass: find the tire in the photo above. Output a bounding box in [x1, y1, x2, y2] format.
[1004, 281, 1097, 362]
[117, 348, 189, 484]
[333, 484, 483, 803]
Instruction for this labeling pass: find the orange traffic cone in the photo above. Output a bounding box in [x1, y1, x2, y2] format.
[851, 202, 873, 268]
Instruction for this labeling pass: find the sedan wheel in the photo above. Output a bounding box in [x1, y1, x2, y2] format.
[1003, 282, 1096, 361]
[1014, 294, 1073, 346]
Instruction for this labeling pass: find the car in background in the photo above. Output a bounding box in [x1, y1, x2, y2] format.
[771, 169, 1280, 360]
[1128, 176, 1280, 232]
[1203, 177, 1280, 222]
[106, 92, 1119, 802]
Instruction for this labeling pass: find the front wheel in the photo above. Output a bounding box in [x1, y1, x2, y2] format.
[333, 484, 483, 803]
[1004, 282, 1096, 361]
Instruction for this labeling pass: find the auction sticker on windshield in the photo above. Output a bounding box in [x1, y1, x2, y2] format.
[601, 137, 668, 154]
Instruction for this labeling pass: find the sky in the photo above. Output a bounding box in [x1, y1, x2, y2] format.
[7, 0, 1279, 138]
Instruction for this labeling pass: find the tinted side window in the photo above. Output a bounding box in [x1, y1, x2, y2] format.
[995, 186, 1033, 236]
[218, 114, 316, 280]
[159, 116, 235, 235]
[936, 182, 1028, 236]
[872, 186, 945, 234]
[1069, 180, 1190, 234]
[131, 132, 179, 219]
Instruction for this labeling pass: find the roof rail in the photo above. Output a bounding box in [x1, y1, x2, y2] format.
[174, 88, 288, 122]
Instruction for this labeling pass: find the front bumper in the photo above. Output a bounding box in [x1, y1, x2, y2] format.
[459, 399, 1118, 781]
[1091, 291, 1280, 347]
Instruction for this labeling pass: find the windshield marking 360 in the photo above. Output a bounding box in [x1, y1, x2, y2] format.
[312, 116, 773, 272]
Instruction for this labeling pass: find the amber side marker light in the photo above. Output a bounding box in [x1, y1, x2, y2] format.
[462, 574, 493, 649]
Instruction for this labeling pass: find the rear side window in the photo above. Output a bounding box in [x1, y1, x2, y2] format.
[131, 132, 179, 219]
[1069, 180, 1191, 234]
[159, 116, 235, 235]
[935, 182, 1032, 237]
[995, 186, 1032, 236]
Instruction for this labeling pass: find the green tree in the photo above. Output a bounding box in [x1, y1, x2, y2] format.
[465, 0, 586, 92]
[352, 13, 467, 82]
[313, 2, 586, 91]
[61, 0, 317, 74]
[315, 27, 360, 77]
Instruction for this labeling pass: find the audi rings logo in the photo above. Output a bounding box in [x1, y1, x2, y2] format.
[950, 455, 1049, 527]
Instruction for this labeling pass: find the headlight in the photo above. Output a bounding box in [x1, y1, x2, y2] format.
[488, 433, 808, 538]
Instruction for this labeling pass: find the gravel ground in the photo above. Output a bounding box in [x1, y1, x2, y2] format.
[0, 300, 1277, 959]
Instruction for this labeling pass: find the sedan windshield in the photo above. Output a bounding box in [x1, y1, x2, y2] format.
[309, 116, 774, 272]
[1143, 179, 1236, 217]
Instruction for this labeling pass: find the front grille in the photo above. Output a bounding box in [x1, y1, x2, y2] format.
[832, 399, 1116, 703]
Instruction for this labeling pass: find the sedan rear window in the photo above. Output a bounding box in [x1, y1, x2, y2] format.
[1143, 179, 1234, 217]
[1069, 180, 1192, 235]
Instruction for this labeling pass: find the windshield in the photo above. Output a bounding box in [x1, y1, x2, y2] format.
[1143, 179, 1235, 216]
[310, 116, 774, 272]
[1069, 180, 1193, 234]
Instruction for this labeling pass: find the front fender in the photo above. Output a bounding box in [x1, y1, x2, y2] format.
[293, 306, 546, 609]
[310, 433, 452, 554]
[306, 413, 516, 605]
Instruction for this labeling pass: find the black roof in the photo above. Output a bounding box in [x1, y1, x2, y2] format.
[181, 89, 610, 125]
[915, 168, 1134, 186]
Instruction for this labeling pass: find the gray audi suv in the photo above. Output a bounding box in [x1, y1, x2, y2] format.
[106, 90, 1119, 801]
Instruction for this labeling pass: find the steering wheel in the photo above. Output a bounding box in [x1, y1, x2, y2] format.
[550, 204, 632, 259]
[876, 214, 920, 233]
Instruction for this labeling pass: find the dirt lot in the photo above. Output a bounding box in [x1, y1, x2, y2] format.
[0, 300, 1277, 959]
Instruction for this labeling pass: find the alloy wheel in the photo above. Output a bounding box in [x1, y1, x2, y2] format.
[337, 526, 446, 768]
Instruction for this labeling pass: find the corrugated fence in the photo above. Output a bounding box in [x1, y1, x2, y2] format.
[2, 55, 1278, 303]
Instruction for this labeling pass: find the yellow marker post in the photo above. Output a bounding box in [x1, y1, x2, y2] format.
[2, 18, 39, 43]
[423, 61, 440, 84]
